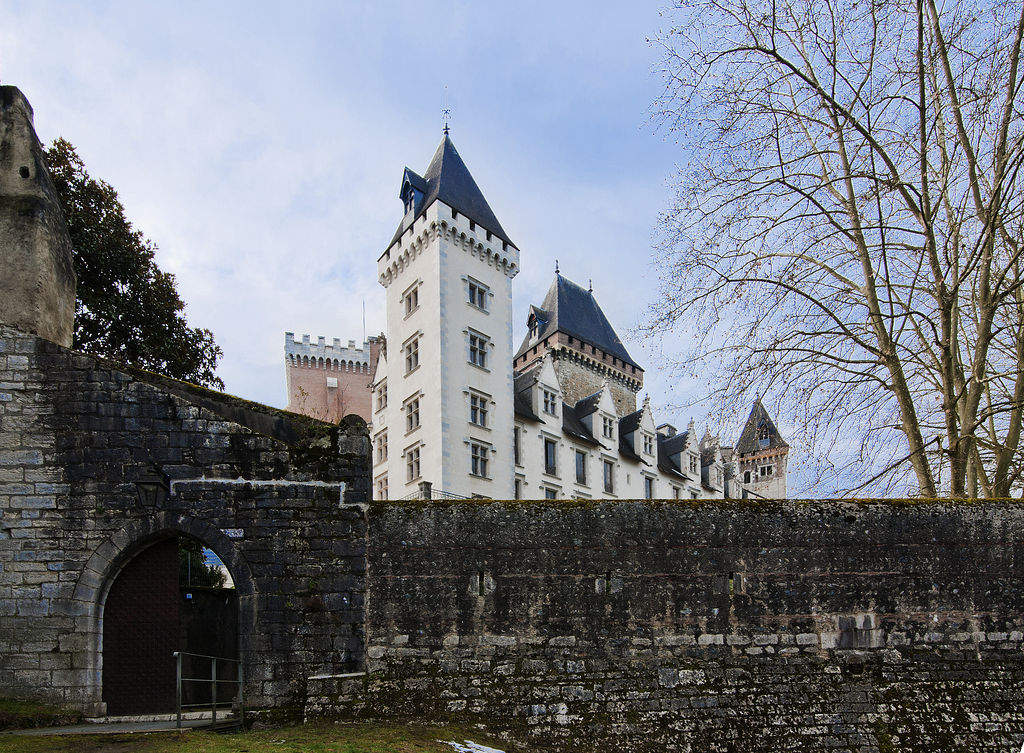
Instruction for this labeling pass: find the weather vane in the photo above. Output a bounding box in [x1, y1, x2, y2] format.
[442, 85, 451, 135]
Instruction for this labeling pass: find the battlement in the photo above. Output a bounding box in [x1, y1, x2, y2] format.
[285, 332, 377, 370]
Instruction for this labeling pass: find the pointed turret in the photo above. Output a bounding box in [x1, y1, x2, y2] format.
[735, 400, 789, 498]
[387, 133, 513, 252]
[515, 273, 643, 415]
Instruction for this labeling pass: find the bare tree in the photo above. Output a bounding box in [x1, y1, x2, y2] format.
[648, 0, 1024, 497]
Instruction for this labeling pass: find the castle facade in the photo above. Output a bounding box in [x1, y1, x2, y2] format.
[286, 134, 788, 500]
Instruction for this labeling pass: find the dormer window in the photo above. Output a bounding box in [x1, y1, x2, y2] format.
[757, 422, 770, 449]
[601, 415, 615, 440]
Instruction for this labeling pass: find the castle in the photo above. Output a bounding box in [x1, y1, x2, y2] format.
[285, 133, 789, 500]
[7, 84, 1024, 753]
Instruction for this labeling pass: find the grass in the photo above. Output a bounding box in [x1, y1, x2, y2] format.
[0, 698, 82, 731]
[0, 721, 511, 753]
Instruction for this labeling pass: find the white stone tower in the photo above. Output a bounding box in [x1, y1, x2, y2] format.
[372, 134, 520, 499]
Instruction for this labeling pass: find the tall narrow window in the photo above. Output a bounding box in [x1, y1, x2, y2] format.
[375, 381, 387, 412]
[644, 475, 655, 499]
[402, 283, 420, 316]
[375, 475, 388, 500]
[405, 446, 421, 482]
[602, 416, 615, 439]
[513, 426, 522, 465]
[575, 450, 587, 485]
[405, 397, 420, 432]
[544, 438, 557, 475]
[374, 431, 388, 463]
[603, 460, 614, 493]
[404, 336, 420, 374]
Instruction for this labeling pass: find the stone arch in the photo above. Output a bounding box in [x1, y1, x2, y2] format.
[69, 511, 258, 716]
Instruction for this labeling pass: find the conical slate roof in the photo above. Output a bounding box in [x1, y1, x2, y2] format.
[735, 400, 789, 455]
[515, 275, 641, 370]
[388, 134, 513, 249]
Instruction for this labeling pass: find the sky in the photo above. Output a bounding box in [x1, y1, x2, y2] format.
[1, 2, 763, 455]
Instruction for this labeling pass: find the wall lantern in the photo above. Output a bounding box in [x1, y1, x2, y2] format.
[135, 464, 170, 508]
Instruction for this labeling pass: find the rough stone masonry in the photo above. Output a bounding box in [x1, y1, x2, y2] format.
[309, 499, 1024, 753]
[0, 84, 369, 717]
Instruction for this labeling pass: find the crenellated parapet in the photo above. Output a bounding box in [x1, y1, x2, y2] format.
[285, 332, 376, 375]
[378, 204, 519, 288]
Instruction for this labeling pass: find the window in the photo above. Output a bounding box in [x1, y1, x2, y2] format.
[405, 396, 420, 433]
[402, 283, 419, 316]
[575, 450, 587, 485]
[468, 332, 489, 368]
[642, 433, 654, 455]
[544, 488, 558, 500]
[744, 470, 752, 483]
[603, 460, 614, 493]
[759, 464, 774, 477]
[404, 336, 419, 374]
[602, 416, 615, 439]
[467, 279, 489, 310]
[513, 426, 522, 466]
[374, 431, 388, 463]
[672, 486, 680, 499]
[375, 475, 388, 500]
[405, 446, 421, 482]
[644, 475, 655, 499]
[758, 423, 770, 448]
[544, 438, 557, 475]
[469, 393, 488, 427]
[514, 477, 523, 500]
[689, 454, 698, 475]
[542, 389, 558, 416]
[375, 381, 387, 412]
[470, 442, 489, 477]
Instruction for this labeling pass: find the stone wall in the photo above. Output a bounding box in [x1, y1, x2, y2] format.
[309, 498, 1024, 752]
[0, 326, 368, 715]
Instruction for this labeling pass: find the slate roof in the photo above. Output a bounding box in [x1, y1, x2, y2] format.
[513, 372, 541, 422]
[562, 403, 601, 447]
[388, 134, 513, 250]
[573, 390, 603, 419]
[734, 400, 789, 455]
[514, 275, 642, 370]
[656, 431, 690, 479]
[618, 409, 642, 436]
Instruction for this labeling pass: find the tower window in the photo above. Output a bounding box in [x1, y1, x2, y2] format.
[759, 464, 774, 477]
[402, 283, 420, 316]
[468, 332, 489, 368]
[404, 336, 420, 374]
[405, 396, 421, 433]
[467, 278, 489, 310]
[470, 442, 490, 478]
[469, 393, 489, 427]
[758, 422, 770, 449]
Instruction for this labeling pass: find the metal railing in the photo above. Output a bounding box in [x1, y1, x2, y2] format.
[173, 651, 243, 730]
[400, 481, 473, 501]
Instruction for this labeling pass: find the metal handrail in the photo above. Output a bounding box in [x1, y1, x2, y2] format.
[173, 651, 244, 730]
